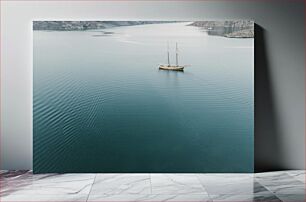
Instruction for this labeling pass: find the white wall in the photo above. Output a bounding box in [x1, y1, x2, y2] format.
[1, 0, 304, 170]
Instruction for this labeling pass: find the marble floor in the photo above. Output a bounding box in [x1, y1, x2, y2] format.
[0, 170, 305, 202]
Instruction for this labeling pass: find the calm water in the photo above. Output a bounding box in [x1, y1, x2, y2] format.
[33, 22, 254, 173]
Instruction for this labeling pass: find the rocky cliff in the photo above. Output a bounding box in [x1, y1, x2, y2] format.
[188, 21, 254, 38]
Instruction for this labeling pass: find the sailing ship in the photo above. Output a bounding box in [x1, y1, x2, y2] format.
[159, 42, 185, 71]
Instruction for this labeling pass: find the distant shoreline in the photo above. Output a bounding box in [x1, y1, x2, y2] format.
[33, 21, 254, 38]
[188, 21, 254, 38]
[33, 21, 176, 31]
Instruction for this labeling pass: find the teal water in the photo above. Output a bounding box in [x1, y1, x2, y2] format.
[33, 22, 254, 173]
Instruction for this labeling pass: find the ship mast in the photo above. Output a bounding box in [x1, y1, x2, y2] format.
[167, 42, 170, 66]
[176, 42, 179, 66]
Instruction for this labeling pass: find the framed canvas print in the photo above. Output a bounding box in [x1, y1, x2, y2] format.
[33, 21, 254, 173]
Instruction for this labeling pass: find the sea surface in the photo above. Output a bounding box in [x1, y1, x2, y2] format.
[33, 22, 254, 173]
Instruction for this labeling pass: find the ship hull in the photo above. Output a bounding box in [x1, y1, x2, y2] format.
[159, 65, 184, 71]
